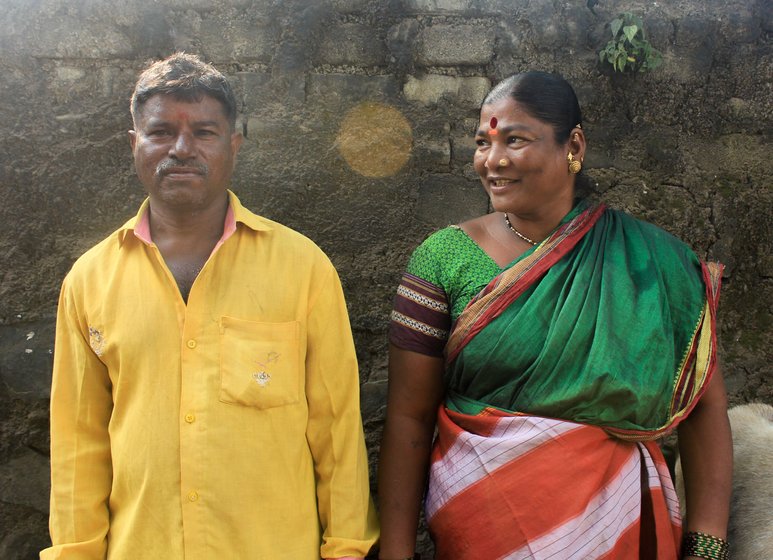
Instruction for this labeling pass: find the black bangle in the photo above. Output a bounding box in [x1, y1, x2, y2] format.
[682, 531, 729, 560]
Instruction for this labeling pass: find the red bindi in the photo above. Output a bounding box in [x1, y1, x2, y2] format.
[489, 116, 498, 134]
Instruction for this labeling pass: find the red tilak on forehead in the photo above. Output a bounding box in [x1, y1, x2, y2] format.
[489, 116, 498, 134]
[177, 111, 190, 120]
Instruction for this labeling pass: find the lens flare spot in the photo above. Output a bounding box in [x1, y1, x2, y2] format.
[336, 103, 413, 178]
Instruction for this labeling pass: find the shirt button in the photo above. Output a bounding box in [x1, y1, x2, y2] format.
[186, 339, 197, 349]
[188, 491, 199, 502]
[185, 413, 196, 423]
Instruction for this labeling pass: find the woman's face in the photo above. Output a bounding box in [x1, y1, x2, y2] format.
[473, 96, 581, 220]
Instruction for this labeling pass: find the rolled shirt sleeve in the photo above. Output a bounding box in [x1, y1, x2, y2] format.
[43, 277, 113, 559]
[304, 266, 379, 558]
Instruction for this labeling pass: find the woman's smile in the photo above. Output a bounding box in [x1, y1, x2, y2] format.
[488, 178, 520, 195]
[490, 178, 519, 188]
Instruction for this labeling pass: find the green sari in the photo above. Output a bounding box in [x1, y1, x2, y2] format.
[445, 202, 721, 439]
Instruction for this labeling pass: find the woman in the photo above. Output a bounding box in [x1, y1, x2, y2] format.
[377, 72, 732, 560]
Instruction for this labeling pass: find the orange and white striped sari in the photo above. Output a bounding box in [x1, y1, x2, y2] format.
[426, 407, 682, 559]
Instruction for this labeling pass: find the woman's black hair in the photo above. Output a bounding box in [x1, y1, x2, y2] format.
[482, 71, 582, 143]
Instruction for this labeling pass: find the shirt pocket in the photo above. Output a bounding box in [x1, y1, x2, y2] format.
[219, 316, 302, 410]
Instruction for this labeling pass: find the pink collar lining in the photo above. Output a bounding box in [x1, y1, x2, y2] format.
[133, 205, 237, 256]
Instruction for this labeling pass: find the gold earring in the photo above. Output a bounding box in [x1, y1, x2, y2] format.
[499, 158, 509, 167]
[567, 152, 581, 174]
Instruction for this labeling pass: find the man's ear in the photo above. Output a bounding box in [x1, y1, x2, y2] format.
[230, 131, 244, 161]
[231, 131, 243, 151]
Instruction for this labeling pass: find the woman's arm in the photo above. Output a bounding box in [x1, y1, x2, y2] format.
[377, 344, 445, 559]
[677, 366, 733, 555]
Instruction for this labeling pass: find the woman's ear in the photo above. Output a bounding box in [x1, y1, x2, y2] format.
[568, 127, 586, 161]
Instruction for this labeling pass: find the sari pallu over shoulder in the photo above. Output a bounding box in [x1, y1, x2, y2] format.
[443, 203, 722, 438]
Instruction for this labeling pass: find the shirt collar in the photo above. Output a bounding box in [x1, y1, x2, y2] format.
[227, 190, 272, 232]
[118, 190, 272, 246]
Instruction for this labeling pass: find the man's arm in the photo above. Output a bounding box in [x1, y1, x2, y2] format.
[41, 279, 113, 559]
[303, 266, 379, 560]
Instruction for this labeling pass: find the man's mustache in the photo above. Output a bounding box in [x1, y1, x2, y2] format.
[156, 159, 208, 176]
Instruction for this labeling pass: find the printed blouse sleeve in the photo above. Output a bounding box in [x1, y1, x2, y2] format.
[388, 230, 453, 357]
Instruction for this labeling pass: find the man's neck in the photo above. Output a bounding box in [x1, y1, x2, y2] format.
[146, 193, 231, 303]
[147, 193, 229, 245]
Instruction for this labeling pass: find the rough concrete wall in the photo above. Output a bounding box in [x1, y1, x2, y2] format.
[0, 0, 770, 555]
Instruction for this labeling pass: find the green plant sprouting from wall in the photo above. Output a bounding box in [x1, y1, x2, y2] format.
[599, 12, 663, 73]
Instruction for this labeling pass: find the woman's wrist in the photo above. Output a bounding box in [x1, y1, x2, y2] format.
[682, 531, 729, 560]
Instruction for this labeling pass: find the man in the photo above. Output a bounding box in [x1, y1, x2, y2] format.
[42, 53, 378, 559]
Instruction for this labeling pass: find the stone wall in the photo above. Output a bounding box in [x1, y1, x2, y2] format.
[1, 0, 770, 556]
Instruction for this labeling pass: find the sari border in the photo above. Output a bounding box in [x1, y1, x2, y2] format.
[445, 203, 606, 364]
[670, 262, 723, 419]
